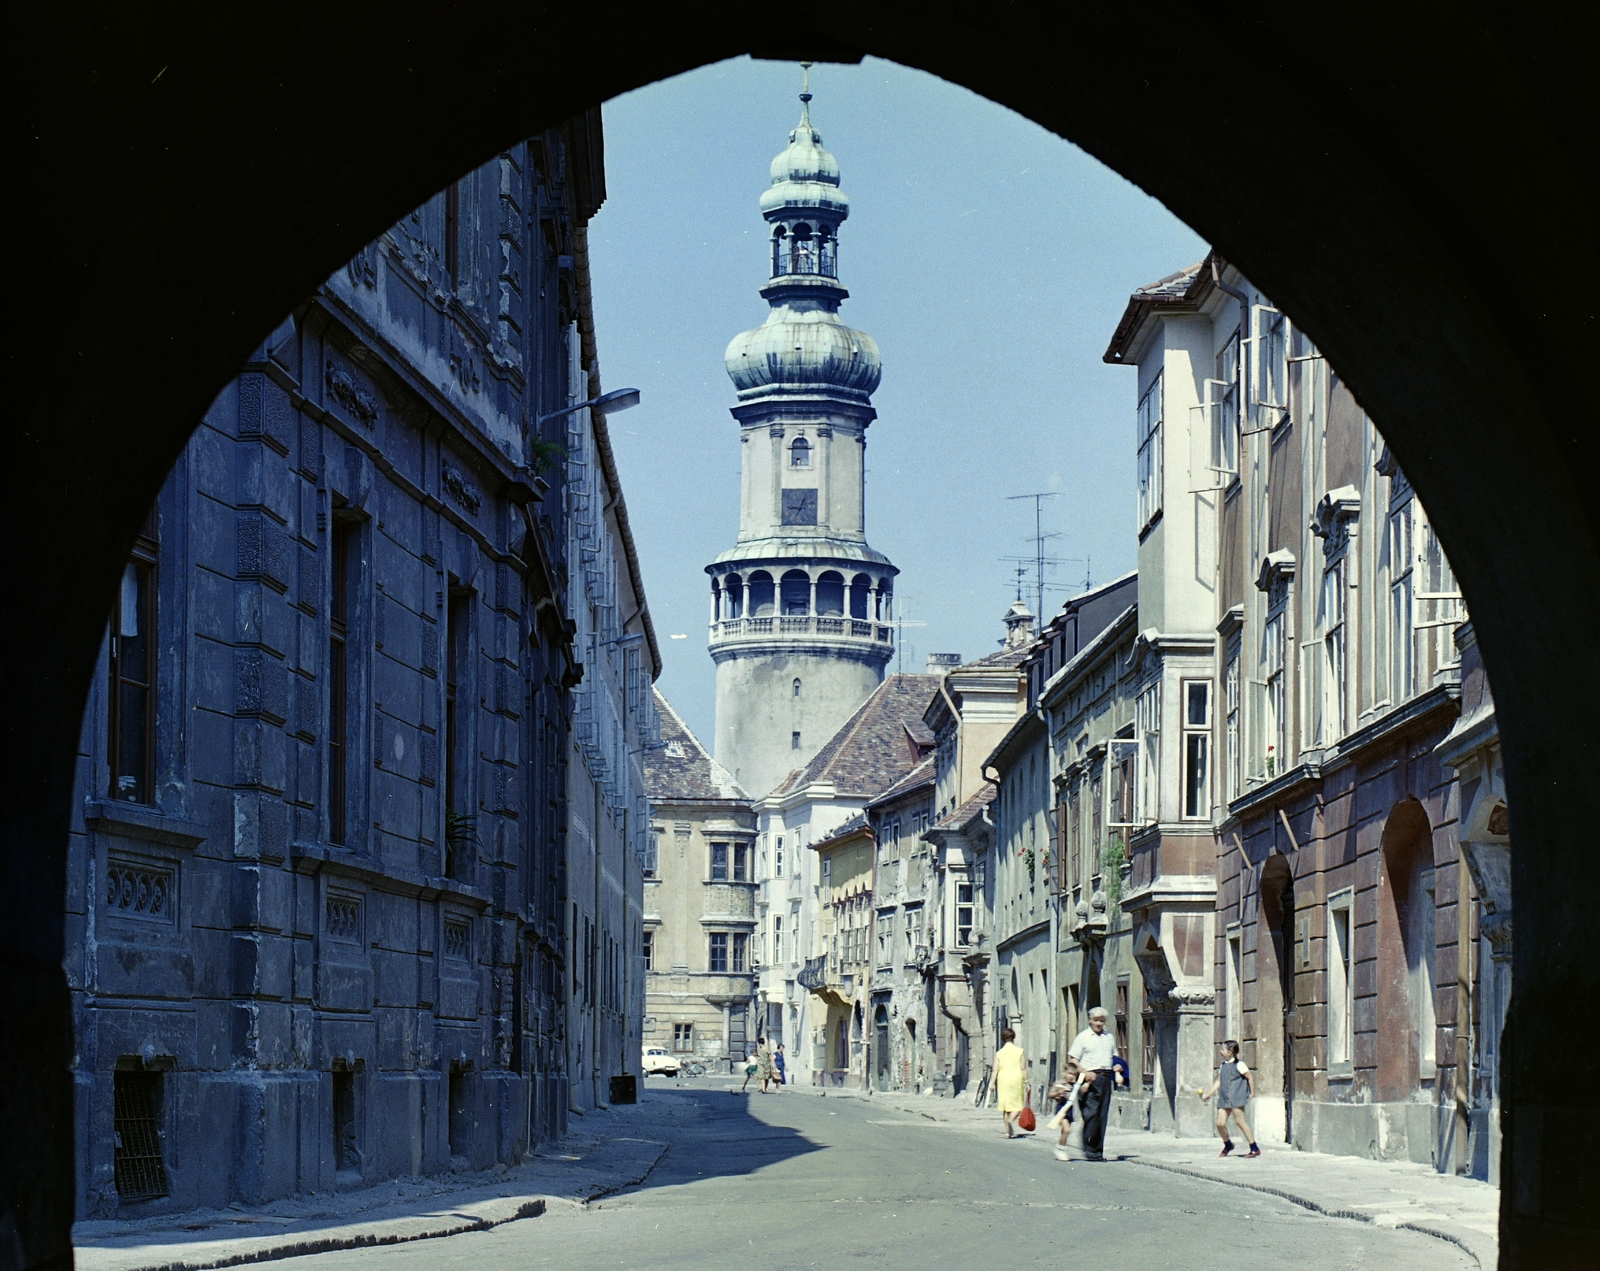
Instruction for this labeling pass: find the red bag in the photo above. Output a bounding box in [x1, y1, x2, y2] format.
[1017, 1106, 1037, 1132]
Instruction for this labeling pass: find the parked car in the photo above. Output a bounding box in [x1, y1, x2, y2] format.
[642, 1046, 680, 1076]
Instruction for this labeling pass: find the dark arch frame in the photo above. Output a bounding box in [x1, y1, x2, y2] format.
[7, 6, 1595, 1265]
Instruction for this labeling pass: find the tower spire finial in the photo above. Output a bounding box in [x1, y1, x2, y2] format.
[799, 61, 813, 125]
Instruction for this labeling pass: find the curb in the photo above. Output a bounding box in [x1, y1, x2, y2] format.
[1126, 1156, 1490, 1269]
[104, 1200, 549, 1271]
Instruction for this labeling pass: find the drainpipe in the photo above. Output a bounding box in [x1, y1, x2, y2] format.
[938, 673, 963, 805]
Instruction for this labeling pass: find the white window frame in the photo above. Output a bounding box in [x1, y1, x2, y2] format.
[1181, 679, 1211, 820]
[1135, 682, 1161, 823]
[1224, 651, 1241, 804]
[1106, 736, 1142, 831]
[1322, 558, 1347, 742]
[1327, 888, 1354, 1069]
[1262, 611, 1286, 779]
[1389, 500, 1417, 702]
[1136, 374, 1164, 530]
[1250, 304, 1288, 431]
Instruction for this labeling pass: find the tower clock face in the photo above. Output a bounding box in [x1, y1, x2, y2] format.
[782, 488, 819, 526]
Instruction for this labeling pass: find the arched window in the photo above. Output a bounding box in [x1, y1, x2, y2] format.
[876, 577, 894, 621]
[793, 678, 802, 698]
[850, 573, 872, 620]
[771, 226, 787, 277]
[790, 436, 811, 468]
[820, 231, 837, 278]
[725, 574, 743, 619]
[780, 570, 811, 616]
[748, 571, 775, 617]
[791, 223, 813, 275]
[816, 571, 844, 616]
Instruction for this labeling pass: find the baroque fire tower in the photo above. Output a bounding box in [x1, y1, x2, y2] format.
[709, 68, 898, 797]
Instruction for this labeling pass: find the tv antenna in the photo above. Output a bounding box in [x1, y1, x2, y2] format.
[888, 595, 928, 675]
[1007, 492, 1059, 618]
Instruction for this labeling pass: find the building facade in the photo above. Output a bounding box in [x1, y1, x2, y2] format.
[641, 692, 758, 1067]
[753, 673, 937, 1087]
[804, 815, 875, 1088]
[706, 76, 898, 800]
[863, 759, 940, 1094]
[563, 222, 662, 1113]
[67, 115, 656, 1219]
[1102, 253, 1493, 1172]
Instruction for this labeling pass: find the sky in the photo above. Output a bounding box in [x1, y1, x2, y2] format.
[588, 56, 1208, 746]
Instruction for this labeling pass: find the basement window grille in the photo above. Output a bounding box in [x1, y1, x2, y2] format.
[113, 1070, 169, 1201]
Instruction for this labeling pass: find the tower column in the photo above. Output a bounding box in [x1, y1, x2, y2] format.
[808, 575, 818, 616]
[818, 425, 832, 530]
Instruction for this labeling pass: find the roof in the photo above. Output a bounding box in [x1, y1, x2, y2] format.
[1102, 255, 1214, 365]
[866, 755, 936, 810]
[958, 643, 1034, 672]
[644, 690, 750, 804]
[930, 782, 997, 835]
[770, 673, 940, 801]
[811, 812, 871, 852]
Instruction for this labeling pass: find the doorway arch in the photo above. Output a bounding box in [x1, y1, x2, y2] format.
[1257, 853, 1297, 1145]
[8, 9, 1597, 1265]
[873, 1005, 891, 1092]
[1377, 799, 1438, 1103]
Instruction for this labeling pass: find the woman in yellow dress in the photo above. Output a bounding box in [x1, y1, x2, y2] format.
[993, 1027, 1029, 1138]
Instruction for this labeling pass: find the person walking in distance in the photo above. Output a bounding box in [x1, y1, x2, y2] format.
[773, 1043, 787, 1088]
[756, 1039, 775, 1093]
[994, 1027, 1030, 1138]
[738, 1046, 759, 1094]
[1067, 1006, 1118, 1162]
[1201, 1040, 1260, 1157]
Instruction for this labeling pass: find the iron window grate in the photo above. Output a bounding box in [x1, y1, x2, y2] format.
[113, 1071, 169, 1200]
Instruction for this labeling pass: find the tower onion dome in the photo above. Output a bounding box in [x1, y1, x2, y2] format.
[724, 72, 881, 402]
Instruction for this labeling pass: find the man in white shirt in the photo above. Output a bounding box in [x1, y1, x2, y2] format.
[1067, 1006, 1119, 1161]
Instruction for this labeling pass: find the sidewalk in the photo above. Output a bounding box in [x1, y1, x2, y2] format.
[859, 1089, 1499, 1269]
[72, 1103, 675, 1271]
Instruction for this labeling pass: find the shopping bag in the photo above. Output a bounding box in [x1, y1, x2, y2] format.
[1017, 1106, 1037, 1132]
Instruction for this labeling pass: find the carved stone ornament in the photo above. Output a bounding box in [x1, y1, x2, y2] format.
[442, 462, 482, 515]
[325, 359, 379, 427]
[1255, 548, 1297, 607]
[1310, 485, 1362, 558]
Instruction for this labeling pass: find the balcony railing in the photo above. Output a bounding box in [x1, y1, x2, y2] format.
[710, 616, 893, 645]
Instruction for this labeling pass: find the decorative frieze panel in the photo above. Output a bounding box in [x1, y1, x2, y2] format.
[105, 858, 176, 923]
[325, 359, 379, 428]
[442, 461, 482, 515]
[443, 916, 472, 961]
[326, 893, 363, 944]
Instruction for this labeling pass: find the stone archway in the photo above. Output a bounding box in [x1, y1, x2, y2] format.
[7, 7, 1597, 1265]
[1256, 853, 1297, 1145]
[1377, 799, 1437, 1104]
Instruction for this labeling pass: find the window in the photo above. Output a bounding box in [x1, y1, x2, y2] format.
[1328, 892, 1354, 1067]
[956, 882, 974, 946]
[790, 436, 811, 467]
[112, 1070, 168, 1199]
[781, 488, 818, 526]
[1321, 559, 1347, 741]
[877, 910, 894, 962]
[1224, 652, 1241, 804]
[1136, 374, 1163, 529]
[1389, 500, 1416, 702]
[1141, 1010, 1156, 1088]
[710, 843, 729, 881]
[1182, 681, 1210, 819]
[644, 831, 659, 879]
[1136, 683, 1161, 823]
[732, 933, 748, 974]
[642, 931, 654, 971]
[793, 677, 802, 697]
[1263, 611, 1285, 778]
[109, 544, 157, 805]
[775, 835, 784, 877]
[445, 583, 472, 871]
[1089, 769, 1104, 883]
[336, 1068, 361, 1169]
[1115, 977, 1130, 1059]
[673, 1022, 694, 1052]
[733, 842, 749, 882]
[792, 731, 801, 750]
[1067, 786, 1081, 894]
[904, 910, 915, 955]
[709, 932, 729, 973]
[1252, 304, 1288, 428]
[821, 856, 832, 885]
[1211, 333, 1240, 478]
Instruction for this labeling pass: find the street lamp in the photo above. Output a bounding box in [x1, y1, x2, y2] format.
[535, 386, 641, 428]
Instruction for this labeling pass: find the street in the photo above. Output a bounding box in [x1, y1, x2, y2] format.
[268, 1084, 1473, 1271]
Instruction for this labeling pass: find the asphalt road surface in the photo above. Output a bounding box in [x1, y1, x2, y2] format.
[273, 1083, 1473, 1271]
